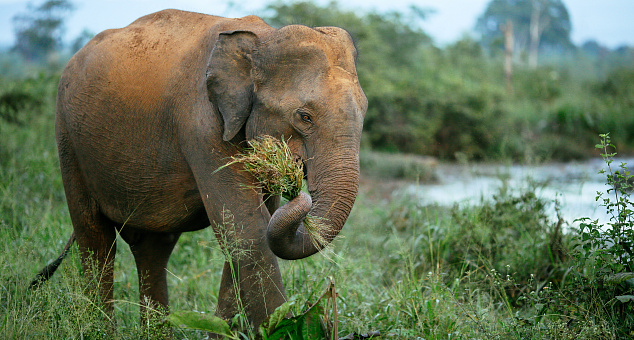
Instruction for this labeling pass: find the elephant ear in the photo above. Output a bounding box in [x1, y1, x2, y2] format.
[207, 31, 258, 141]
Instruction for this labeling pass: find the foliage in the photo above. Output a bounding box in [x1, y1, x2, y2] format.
[569, 133, 634, 337]
[541, 67, 634, 157]
[169, 279, 339, 339]
[167, 311, 233, 336]
[1, 76, 632, 338]
[475, 0, 573, 54]
[0, 73, 58, 125]
[11, 0, 75, 62]
[4, 2, 634, 339]
[3, 0, 634, 162]
[0, 90, 40, 125]
[383, 180, 569, 307]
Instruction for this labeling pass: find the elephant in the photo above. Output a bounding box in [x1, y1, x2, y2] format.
[46, 9, 367, 329]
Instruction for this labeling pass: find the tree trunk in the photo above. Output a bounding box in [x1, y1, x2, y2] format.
[502, 19, 514, 93]
[529, 0, 541, 69]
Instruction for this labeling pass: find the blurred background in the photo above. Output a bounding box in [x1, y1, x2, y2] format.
[1, 0, 633, 163]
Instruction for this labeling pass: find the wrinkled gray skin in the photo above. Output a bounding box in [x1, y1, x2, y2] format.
[55, 9, 366, 327]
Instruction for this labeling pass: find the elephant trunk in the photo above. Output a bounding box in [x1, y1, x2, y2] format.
[267, 150, 359, 260]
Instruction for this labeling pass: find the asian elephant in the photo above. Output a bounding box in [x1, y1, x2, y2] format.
[49, 9, 366, 328]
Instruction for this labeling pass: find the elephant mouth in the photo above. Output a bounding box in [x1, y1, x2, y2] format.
[302, 159, 308, 180]
[293, 154, 308, 181]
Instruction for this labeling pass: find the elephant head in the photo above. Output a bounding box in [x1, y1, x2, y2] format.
[207, 25, 367, 260]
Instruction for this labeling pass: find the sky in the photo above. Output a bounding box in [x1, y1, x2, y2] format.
[0, 0, 633, 49]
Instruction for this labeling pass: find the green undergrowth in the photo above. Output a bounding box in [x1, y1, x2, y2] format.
[2, 73, 634, 338]
[1, 95, 633, 338]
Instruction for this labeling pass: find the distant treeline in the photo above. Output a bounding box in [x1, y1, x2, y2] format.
[2, 0, 634, 162]
[263, 1, 634, 161]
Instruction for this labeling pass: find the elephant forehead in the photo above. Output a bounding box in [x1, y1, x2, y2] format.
[258, 25, 357, 71]
[253, 46, 357, 91]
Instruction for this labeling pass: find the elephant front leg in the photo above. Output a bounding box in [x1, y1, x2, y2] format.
[216, 254, 286, 327]
[213, 210, 287, 329]
[183, 142, 287, 329]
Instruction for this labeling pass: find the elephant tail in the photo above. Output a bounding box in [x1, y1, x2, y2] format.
[29, 233, 76, 290]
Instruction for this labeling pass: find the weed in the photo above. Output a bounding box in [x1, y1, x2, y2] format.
[570, 133, 634, 337]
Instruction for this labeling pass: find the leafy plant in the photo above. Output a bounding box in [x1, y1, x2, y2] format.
[383, 179, 569, 305]
[0, 73, 58, 125]
[168, 278, 342, 339]
[577, 133, 634, 273]
[571, 133, 634, 336]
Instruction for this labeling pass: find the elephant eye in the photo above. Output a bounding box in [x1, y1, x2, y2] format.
[298, 111, 313, 124]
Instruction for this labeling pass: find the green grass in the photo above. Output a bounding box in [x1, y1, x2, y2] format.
[1, 75, 631, 339]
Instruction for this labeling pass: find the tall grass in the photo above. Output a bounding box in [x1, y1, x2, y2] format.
[2, 73, 632, 339]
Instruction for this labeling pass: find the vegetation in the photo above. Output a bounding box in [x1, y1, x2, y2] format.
[262, 1, 634, 162]
[2, 0, 634, 338]
[1, 71, 633, 338]
[11, 0, 75, 62]
[220, 136, 305, 201]
[476, 0, 574, 61]
[3, 0, 634, 161]
[2, 84, 632, 337]
[219, 135, 330, 251]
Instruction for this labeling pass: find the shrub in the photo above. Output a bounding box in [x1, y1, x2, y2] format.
[381, 179, 570, 306]
[0, 72, 58, 125]
[359, 150, 437, 182]
[570, 133, 634, 337]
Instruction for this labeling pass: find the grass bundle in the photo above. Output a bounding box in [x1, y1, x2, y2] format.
[223, 136, 304, 201]
[220, 136, 332, 254]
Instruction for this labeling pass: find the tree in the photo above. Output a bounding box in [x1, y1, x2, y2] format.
[475, 0, 573, 67]
[11, 0, 75, 61]
[581, 40, 608, 57]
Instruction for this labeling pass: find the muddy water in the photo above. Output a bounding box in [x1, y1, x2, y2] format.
[403, 158, 634, 225]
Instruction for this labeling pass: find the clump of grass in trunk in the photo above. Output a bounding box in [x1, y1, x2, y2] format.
[219, 136, 332, 254]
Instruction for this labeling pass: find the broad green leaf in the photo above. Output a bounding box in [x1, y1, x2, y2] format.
[302, 304, 326, 340]
[167, 311, 232, 337]
[267, 303, 326, 340]
[266, 317, 305, 340]
[616, 295, 634, 303]
[265, 279, 335, 339]
[260, 301, 293, 337]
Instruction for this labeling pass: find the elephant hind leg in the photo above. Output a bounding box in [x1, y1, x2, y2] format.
[59, 150, 117, 319]
[119, 229, 181, 319]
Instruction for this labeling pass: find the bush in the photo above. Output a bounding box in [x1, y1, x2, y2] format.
[0, 72, 59, 125]
[568, 133, 634, 337]
[359, 150, 437, 182]
[383, 181, 569, 304]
